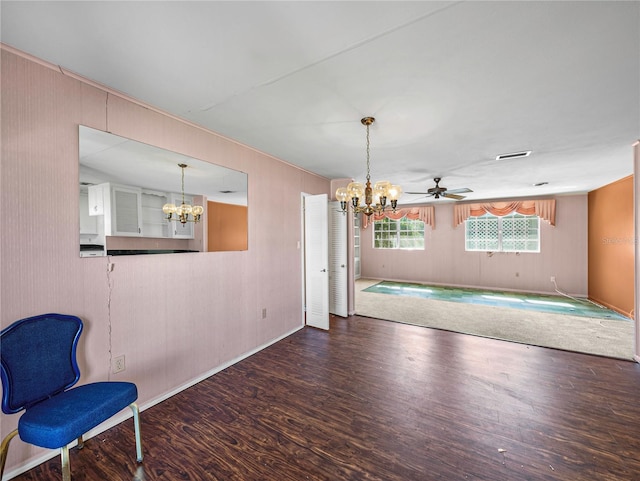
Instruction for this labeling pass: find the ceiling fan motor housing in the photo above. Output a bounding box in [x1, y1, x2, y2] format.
[428, 176, 446, 197]
[406, 177, 471, 200]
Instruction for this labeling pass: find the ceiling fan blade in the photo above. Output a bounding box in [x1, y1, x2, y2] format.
[446, 187, 473, 194]
[442, 192, 466, 200]
[406, 191, 432, 195]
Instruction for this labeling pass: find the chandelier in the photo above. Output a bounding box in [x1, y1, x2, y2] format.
[162, 163, 204, 224]
[335, 117, 402, 216]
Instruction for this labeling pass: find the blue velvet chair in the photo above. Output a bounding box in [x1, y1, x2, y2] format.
[0, 313, 143, 480]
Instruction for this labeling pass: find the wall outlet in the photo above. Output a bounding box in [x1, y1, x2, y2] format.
[112, 355, 125, 374]
[262, 308, 267, 319]
[550, 276, 556, 283]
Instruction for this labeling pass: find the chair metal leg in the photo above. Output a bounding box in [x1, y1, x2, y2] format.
[133, 465, 146, 480]
[0, 429, 19, 479]
[1, 406, 142, 481]
[60, 445, 71, 481]
[129, 403, 144, 462]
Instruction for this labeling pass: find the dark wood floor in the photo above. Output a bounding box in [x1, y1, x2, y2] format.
[11, 315, 640, 481]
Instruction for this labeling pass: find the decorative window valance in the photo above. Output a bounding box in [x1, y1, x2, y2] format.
[453, 199, 556, 227]
[362, 206, 435, 229]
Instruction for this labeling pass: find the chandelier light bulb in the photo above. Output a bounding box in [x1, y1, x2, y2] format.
[347, 182, 365, 200]
[163, 204, 176, 215]
[387, 185, 403, 201]
[373, 181, 391, 196]
[335, 188, 350, 202]
[192, 205, 204, 216]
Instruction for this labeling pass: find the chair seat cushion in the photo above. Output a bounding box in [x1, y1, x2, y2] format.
[18, 382, 138, 449]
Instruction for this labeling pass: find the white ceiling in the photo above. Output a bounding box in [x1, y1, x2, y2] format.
[79, 126, 248, 205]
[2, 1, 638, 204]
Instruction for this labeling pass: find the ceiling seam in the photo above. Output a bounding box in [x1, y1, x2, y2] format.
[198, 1, 465, 113]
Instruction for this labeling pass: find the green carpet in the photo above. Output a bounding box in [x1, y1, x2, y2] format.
[356, 279, 634, 360]
[364, 281, 630, 320]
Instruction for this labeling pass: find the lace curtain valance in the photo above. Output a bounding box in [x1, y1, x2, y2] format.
[453, 199, 556, 227]
[362, 206, 435, 229]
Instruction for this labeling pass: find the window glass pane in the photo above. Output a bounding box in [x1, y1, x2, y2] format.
[373, 217, 424, 249]
[465, 215, 499, 251]
[465, 213, 539, 253]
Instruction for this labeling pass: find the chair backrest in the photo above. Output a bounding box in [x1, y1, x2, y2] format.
[1, 313, 83, 414]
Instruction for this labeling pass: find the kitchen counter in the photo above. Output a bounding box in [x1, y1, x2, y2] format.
[107, 250, 198, 256]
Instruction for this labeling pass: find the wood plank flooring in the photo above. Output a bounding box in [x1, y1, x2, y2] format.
[11, 315, 640, 481]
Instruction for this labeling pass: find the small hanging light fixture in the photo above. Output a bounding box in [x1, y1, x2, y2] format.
[162, 163, 204, 224]
[335, 117, 402, 216]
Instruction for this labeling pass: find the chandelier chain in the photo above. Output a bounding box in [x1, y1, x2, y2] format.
[365, 122, 371, 182]
[334, 115, 402, 216]
[181, 166, 185, 205]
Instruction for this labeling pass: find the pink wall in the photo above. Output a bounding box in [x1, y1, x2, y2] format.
[361, 196, 588, 296]
[1, 47, 329, 474]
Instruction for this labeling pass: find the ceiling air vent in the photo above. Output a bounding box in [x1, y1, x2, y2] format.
[496, 150, 532, 161]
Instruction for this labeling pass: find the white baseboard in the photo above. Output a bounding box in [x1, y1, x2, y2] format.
[3, 324, 304, 480]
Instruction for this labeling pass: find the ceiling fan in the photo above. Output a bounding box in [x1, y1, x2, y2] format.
[407, 177, 473, 200]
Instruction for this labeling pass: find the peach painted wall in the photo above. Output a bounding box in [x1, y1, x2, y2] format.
[634, 142, 640, 361]
[361, 195, 588, 296]
[588, 176, 635, 318]
[0, 47, 329, 474]
[207, 201, 248, 251]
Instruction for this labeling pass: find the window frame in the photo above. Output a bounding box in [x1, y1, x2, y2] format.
[464, 212, 540, 253]
[372, 216, 425, 250]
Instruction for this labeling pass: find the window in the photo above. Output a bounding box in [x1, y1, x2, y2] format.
[373, 217, 425, 249]
[465, 213, 540, 252]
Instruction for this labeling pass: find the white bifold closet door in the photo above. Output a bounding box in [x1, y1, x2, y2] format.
[304, 194, 329, 330]
[329, 201, 348, 317]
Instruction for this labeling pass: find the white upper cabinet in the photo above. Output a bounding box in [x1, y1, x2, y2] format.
[111, 185, 143, 236]
[88, 184, 105, 216]
[89, 183, 143, 237]
[79, 190, 98, 234]
[87, 183, 197, 239]
[141, 191, 169, 238]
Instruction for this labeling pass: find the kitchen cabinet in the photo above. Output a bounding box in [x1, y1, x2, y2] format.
[79, 191, 98, 234]
[88, 184, 104, 216]
[87, 183, 196, 239]
[142, 191, 169, 238]
[89, 183, 143, 237]
[111, 186, 143, 236]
